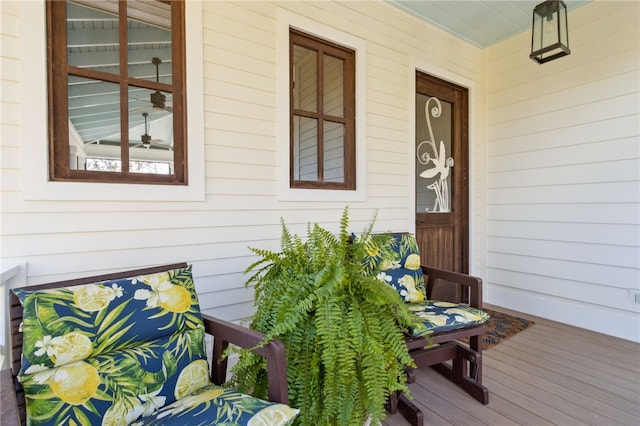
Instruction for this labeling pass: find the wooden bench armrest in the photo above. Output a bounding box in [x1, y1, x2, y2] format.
[1, 368, 20, 425]
[201, 314, 289, 404]
[421, 265, 483, 309]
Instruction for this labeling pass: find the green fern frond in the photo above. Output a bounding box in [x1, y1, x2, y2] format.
[230, 207, 415, 425]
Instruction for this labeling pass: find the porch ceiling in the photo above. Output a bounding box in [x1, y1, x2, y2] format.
[387, 0, 590, 48]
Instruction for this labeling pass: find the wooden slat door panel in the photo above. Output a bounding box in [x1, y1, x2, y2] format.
[416, 226, 454, 270]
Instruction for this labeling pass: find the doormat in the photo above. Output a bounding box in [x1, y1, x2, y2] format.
[462, 309, 534, 350]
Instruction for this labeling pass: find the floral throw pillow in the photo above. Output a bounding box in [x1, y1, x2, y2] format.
[15, 265, 203, 375]
[15, 265, 212, 425]
[359, 233, 427, 303]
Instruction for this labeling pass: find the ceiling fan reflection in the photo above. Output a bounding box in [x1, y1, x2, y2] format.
[149, 57, 173, 112]
[131, 112, 172, 150]
[132, 57, 173, 114]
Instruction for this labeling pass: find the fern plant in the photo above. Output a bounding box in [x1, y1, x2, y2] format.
[230, 208, 416, 425]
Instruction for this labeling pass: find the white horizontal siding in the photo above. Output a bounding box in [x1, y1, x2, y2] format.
[486, 1, 640, 342]
[489, 236, 638, 270]
[489, 203, 639, 225]
[488, 182, 639, 205]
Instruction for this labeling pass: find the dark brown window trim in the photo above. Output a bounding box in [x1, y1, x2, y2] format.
[47, 0, 187, 185]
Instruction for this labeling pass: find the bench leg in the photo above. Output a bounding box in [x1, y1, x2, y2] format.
[430, 343, 489, 404]
[386, 368, 424, 425]
[397, 393, 424, 426]
[386, 390, 399, 414]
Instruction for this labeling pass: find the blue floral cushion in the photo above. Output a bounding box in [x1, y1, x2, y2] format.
[18, 327, 208, 425]
[14, 265, 214, 425]
[358, 233, 489, 337]
[408, 301, 490, 337]
[138, 383, 299, 426]
[359, 233, 427, 303]
[15, 265, 202, 375]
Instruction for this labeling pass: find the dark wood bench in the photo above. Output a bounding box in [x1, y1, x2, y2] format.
[0, 263, 290, 425]
[390, 264, 490, 426]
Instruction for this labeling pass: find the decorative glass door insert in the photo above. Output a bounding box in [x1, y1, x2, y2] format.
[416, 94, 454, 213]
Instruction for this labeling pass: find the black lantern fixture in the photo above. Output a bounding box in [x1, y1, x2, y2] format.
[530, 0, 570, 64]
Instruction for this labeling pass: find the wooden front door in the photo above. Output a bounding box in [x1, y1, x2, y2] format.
[415, 72, 469, 301]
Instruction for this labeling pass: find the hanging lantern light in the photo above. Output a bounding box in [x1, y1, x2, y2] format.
[530, 0, 570, 64]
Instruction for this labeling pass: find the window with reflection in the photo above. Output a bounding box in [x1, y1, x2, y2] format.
[290, 29, 355, 190]
[47, 0, 186, 184]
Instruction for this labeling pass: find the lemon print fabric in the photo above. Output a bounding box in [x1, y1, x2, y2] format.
[248, 404, 300, 426]
[73, 283, 122, 312]
[359, 233, 427, 303]
[174, 359, 210, 400]
[35, 331, 93, 366]
[404, 253, 421, 270]
[133, 272, 193, 313]
[408, 301, 490, 337]
[140, 384, 299, 426]
[49, 361, 100, 405]
[15, 265, 213, 426]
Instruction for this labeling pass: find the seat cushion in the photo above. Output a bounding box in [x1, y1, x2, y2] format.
[14, 265, 214, 425]
[359, 233, 427, 303]
[138, 383, 299, 426]
[408, 301, 490, 337]
[18, 327, 209, 425]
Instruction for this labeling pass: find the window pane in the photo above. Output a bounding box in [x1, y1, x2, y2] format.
[127, 1, 172, 85]
[323, 55, 344, 117]
[323, 121, 345, 183]
[50, 0, 186, 184]
[293, 45, 317, 112]
[67, 2, 119, 74]
[289, 29, 355, 190]
[68, 77, 121, 144]
[85, 158, 121, 172]
[68, 77, 121, 171]
[129, 160, 171, 174]
[129, 86, 173, 122]
[129, 96, 174, 174]
[293, 115, 318, 181]
[128, 108, 173, 151]
[85, 158, 170, 174]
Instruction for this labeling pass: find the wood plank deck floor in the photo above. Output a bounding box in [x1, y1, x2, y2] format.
[383, 305, 640, 426]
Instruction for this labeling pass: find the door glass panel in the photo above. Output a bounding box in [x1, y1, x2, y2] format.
[416, 94, 453, 213]
[293, 116, 318, 181]
[323, 121, 345, 182]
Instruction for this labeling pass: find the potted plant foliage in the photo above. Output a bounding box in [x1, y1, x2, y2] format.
[230, 208, 416, 425]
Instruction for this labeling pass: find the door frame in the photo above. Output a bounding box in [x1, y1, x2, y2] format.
[408, 59, 483, 276]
